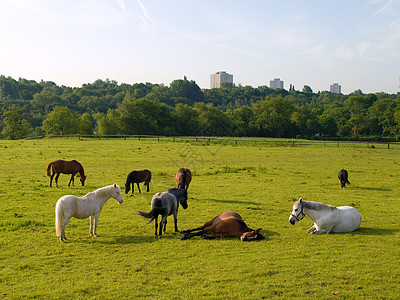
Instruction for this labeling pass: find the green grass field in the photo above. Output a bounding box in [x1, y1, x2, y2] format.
[0, 138, 399, 299]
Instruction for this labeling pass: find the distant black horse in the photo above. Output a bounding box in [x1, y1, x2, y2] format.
[338, 169, 350, 188]
[125, 169, 151, 195]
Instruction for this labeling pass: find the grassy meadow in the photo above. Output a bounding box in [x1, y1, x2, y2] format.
[0, 137, 399, 299]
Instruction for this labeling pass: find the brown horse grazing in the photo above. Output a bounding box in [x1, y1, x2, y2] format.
[125, 169, 151, 195]
[175, 168, 192, 191]
[46, 160, 86, 188]
[180, 211, 264, 241]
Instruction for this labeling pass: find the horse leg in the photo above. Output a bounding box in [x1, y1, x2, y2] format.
[55, 173, 61, 188]
[307, 225, 316, 233]
[173, 212, 179, 232]
[162, 216, 168, 234]
[137, 183, 141, 194]
[92, 214, 100, 237]
[146, 180, 150, 192]
[50, 173, 55, 187]
[89, 215, 94, 236]
[61, 217, 71, 242]
[154, 216, 159, 238]
[68, 173, 75, 187]
[180, 229, 207, 240]
[180, 216, 218, 234]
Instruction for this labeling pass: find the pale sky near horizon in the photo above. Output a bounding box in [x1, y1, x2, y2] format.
[0, 0, 399, 94]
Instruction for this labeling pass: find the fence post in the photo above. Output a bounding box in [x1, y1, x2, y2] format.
[388, 143, 390, 149]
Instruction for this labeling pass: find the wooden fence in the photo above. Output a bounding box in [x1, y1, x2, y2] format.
[32, 134, 400, 149]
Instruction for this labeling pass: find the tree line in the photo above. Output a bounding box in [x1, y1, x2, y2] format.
[1, 74, 399, 140]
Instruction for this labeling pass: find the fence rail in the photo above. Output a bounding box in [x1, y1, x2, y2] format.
[25, 134, 400, 149]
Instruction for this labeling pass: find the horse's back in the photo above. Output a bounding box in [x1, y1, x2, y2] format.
[333, 206, 361, 232]
[151, 192, 176, 214]
[218, 211, 242, 221]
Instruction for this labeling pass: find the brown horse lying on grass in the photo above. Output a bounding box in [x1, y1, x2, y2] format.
[46, 160, 86, 188]
[125, 169, 152, 195]
[180, 211, 264, 241]
[175, 168, 192, 191]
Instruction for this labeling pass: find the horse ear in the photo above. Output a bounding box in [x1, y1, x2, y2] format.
[299, 197, 303, 203]
[256, 228, 262, 233]
[114, 183, 117, 189]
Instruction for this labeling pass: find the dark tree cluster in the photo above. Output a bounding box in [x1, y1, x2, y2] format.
[1, 74, 399, 140]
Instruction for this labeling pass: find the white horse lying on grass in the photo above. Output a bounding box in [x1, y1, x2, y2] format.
[55, 184, 123, 242]
[289, 198, 361, 234]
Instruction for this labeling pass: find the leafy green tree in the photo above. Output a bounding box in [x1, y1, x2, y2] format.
[169, 77, 204, 104]
[318, 114, 338, 136]
[194, 103, 233, 136]
[0, 105, 31, 139]
[79, 112, 93, 134]
[252, 96, 295, 137]
[42, 106, 79, 135]
[173, 104, 200, 135]
[226, 106, 256, 136]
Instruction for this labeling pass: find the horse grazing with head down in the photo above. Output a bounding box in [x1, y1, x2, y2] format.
[125, 169, 151, 195]
[180, 211, 264, 241]
[138, 188, 188, 238]
[46, 160, 86, 188]
[175, 168, 192, 191]
[289, 198, 361, 234]
[55, 184, 123, 242]
[338, 169, 350, 188]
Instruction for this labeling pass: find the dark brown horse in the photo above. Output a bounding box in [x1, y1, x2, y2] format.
[125, 169, 151, 195]
[175, 168, 192, 191]
[180, 211, 264, 241]
[338, 169, 350, 188]
[46, 160, 86, 188]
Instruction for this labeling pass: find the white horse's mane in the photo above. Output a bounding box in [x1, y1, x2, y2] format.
[88, 184, 120, 198]
[301, 200, 336, 211]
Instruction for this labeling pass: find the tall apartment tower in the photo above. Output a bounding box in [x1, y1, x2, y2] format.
[270, 78, 284, 90]
[330, 83, 341, 93]
[210, 71, 233, 88]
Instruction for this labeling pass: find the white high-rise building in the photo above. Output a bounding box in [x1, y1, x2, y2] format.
[210, 71, 233, 88]
[270, 78, 284, 90]
[330, 83, 341, 93]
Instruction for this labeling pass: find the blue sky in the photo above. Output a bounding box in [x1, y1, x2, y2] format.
[0, 0, 399, 94]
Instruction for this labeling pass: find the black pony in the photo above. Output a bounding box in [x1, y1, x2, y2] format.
[338, 169, 350, 188]
[125, 169, 151, 195]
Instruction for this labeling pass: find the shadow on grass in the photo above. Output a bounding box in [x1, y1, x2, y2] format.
[94, 233, 185, 244]
[356, 227, 398, 236]
[205, 198, 260, 206]
[352, 186, 391, 192]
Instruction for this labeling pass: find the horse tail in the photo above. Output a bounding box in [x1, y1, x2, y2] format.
[46, 162, 53, 177]
[55, 199, 64, 237]
[179, 170, 187, 190]
[138, 208, 160, 224]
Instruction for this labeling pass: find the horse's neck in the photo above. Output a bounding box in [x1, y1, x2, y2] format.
[303, 201, 325, 221]
[79, 166, 85, 176]
[92, 188, 111, 207]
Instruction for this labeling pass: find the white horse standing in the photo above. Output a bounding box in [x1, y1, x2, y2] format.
[289, 198, 361, 234]
[55, 184, 123, 242]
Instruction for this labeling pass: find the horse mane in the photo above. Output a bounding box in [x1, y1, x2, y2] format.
[92, 185, 119, 198]
[302, 200, 336, 211]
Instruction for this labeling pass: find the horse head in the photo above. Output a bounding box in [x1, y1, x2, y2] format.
[289, 198, 305, 225]
[240, 228, 263, 241]
[80, 175, 86, 186]
[112, 184, 124, 204]
[124, 182, 131, 194]
[179, 189, 188, 210]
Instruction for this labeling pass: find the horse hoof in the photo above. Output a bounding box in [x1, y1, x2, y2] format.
[158, 235, 162, 239]
[180, 236, 187, 240]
